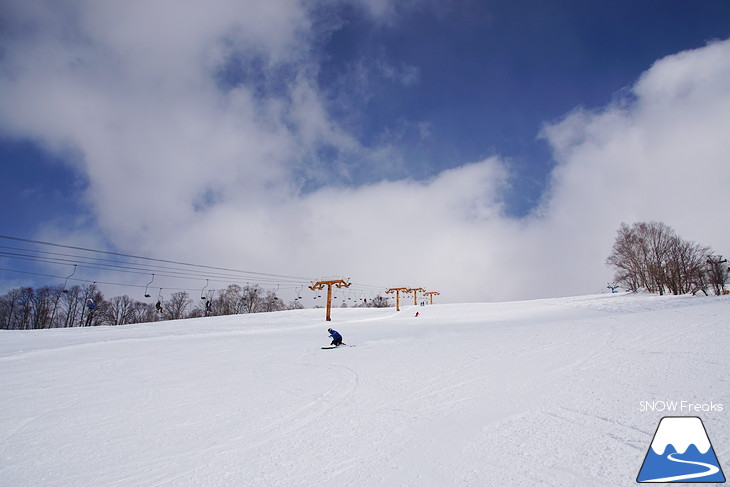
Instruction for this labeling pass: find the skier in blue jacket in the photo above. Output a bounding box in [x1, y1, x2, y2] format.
[328, 328, 344, 347]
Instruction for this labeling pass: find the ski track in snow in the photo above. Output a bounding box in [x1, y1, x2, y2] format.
[0, 293, 728, 486]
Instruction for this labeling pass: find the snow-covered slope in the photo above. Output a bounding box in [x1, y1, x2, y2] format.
[1, 293, 728, 486]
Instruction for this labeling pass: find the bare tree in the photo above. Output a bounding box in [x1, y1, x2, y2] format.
[362, 295, 390, 308]
[706, 255, 729, 295]
[33, 286, 63, 329]
[0, 288, 30, 329]
[163, 291, 192, 320]
[261, 289, 284, 312]
[607, 221, 715, 295]
[61, 285, 83, 328]
[215, 284, 243, 315]
[662, 236, 709, 295]
[129, 301, 156, 324]
[101, 295, 135, 326]
[188, 299, 207, 318]
[606, 223, 648, 292]
[240, 284, 262, 314]
[0, 279, 293, 328]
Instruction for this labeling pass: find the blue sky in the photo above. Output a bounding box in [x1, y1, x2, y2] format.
[312, 0, 730, 211]
[1, 0, 730, 302]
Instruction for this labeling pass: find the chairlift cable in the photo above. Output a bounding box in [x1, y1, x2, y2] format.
[0, 235, 314, 282]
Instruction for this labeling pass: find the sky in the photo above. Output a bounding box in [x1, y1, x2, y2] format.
[1, 0, 729, 303]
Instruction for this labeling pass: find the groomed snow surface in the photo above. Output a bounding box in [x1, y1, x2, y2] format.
[1, 292, 728, 486]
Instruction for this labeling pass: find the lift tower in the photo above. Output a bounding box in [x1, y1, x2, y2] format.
[423, 291, 440, 305]
[310, 279, 351, 321]
[405, 287, 426, 306]
[386, 287, 409, 311]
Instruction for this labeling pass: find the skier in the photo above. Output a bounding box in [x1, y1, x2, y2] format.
[327, 328, 344, 347]
[155, 300, 164, 313]
[85, 299, 96, 326]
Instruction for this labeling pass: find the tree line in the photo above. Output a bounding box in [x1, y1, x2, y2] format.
[606, 221, 729, 296]
[0, 282, 389, 330]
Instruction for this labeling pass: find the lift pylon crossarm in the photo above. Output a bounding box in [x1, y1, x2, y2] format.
[310, 279, 351, 321]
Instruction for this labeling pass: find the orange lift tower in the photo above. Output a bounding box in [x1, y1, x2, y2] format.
[386, 287, 409, 311]
[405, 287, 426, 306]
[310, 279, 351, 322]
[424, 291, 440, 305]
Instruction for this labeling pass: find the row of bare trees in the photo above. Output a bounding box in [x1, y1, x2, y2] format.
[1, 284, 103, 330]
[0, 283, 301, 330]
[606, 222, 728, 296]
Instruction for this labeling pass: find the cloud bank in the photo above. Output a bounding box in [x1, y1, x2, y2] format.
[1, 0, 729, 301]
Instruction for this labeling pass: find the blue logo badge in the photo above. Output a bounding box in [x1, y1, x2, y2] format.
[637, 416, 725, 483]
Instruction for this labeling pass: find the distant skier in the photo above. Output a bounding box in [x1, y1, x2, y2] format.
[156, 300, 164, 313]
[327, 328, 344, 347]
[85, 299, 96, 326]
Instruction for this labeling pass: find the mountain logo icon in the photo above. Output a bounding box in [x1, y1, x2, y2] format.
[637, 416, 725, 483]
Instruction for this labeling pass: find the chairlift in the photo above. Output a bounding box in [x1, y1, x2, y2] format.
[144, 274, 155, 298]
[155, 288, 164, 313]
[62, 264, 77, 293]
[62, 268, 77, 293]
[201, 279, 209, 300]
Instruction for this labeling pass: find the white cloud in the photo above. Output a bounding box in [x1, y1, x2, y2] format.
[541, 39, 730, 239]
[528, 39, 730, 298]
[1, 1, 729, 302]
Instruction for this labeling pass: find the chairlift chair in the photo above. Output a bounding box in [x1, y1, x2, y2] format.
[144, 274, 155, 298]
[62, 264, 77, 293]
[201, 279, 209, 300]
